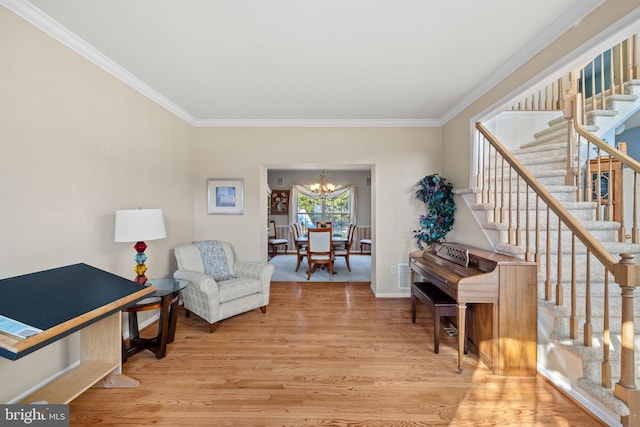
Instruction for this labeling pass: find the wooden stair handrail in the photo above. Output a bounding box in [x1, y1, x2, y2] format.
[475, 122, 617, 271]
[568, 92, 640, 174]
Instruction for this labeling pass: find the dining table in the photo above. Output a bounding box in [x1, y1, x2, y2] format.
[295, 235, 348, 250]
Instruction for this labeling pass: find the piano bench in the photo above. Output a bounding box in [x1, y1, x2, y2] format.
[411, 281, 467, 354]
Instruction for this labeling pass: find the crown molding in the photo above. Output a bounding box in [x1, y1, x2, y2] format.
[2, 0, 197, 124]
[439, 0, 604, 126]
[6, 0, 603, 130]
[193, 118, 440, 128]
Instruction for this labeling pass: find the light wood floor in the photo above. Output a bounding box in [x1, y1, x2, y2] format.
[70, 282, 605, 426]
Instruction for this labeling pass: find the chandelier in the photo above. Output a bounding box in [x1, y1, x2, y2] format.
[310, 170, 335, 199]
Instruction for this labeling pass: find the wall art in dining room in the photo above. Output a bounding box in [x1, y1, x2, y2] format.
[270, 190, 290, 215]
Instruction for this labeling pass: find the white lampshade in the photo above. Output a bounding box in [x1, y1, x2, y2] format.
[114, 209, 167, 242]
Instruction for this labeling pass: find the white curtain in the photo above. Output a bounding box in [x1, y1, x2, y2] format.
[289, 184, 358, 226]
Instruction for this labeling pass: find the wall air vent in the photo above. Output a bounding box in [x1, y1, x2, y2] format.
[398, 263, 411, 289]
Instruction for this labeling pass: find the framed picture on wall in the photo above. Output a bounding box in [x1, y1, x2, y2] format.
[270, 190, 290, 215]
[207, 178, 244, 215]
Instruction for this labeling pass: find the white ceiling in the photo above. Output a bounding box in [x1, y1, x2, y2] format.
[8, 0, 603, 126]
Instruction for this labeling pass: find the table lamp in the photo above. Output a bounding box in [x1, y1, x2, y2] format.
[115, 208, 167, 284]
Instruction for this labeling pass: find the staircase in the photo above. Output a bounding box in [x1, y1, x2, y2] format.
[460, 87, 640, 425]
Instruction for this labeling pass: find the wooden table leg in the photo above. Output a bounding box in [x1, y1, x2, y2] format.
[457, 302, 467, 374]
[123, 291, 181, 361]
[154, 294, 172, 358]
[128, 310, 140, 340]
[166, 295, 180, 344]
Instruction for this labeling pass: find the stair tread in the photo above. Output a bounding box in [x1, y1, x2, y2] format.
[583, 94, 638, 113]
[499, 240, 640, 254]
[533, 126, 567, 139]
[472, 184, 577, 194]
[521, 125, 598, 148]
[512, 141, 567, 155]
[520, 154, 566, 163]
[587, 109, 618, 117]
[548, 115, 568, 126]
[483, 219, 622, 231]
[472, 200, 597, 210]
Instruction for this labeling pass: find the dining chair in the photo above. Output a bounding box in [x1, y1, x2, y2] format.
[334, 223, 356, 272]
[268, 220, 288, 259]
[292, 222, 303, 238]
[290, 224, 307, 272]
[360, 238, 372, 254]
[306, 227, 333, 280]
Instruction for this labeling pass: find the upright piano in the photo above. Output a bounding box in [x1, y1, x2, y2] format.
[409, 242, 537, 376]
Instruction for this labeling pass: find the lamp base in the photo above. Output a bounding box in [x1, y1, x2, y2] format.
[133, 241, 148, 285]
[134, 272, 148, 285]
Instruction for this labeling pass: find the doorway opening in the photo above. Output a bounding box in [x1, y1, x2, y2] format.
[266, 167, 373, 283]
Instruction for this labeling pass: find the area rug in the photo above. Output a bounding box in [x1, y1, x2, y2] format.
[269, 254, 371, 282]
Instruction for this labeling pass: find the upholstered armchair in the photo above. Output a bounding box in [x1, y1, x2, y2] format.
[173, 240, 274, 332]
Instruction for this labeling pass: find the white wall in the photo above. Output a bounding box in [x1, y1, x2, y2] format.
[485, 111, 564, 149]
[191, 127, 441, 297]
[617, 125, 640, 159]
[0, 7, 194, 402]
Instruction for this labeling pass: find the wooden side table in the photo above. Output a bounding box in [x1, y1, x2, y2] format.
[122, 278, 187, 362]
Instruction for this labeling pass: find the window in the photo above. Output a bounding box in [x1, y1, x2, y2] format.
[297, 190, 351, 238]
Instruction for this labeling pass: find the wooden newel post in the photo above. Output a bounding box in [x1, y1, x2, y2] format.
[613, 253, 640, 427]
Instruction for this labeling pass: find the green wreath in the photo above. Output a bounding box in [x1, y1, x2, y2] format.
[413, 174, 456, 249]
